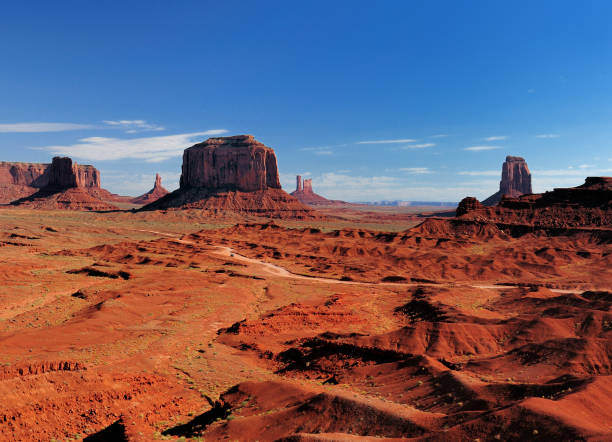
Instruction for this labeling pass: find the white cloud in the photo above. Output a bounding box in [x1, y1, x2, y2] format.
[0, 122, 93, 133]
[402, 143, 435, 149]
[430, 134, 448, 138]
[314, 150, 333, 155]
[103, 120, 165, 133]
[459, 170, 500, 176]
[532, 167, 612, 177]
[484, 136, 507, 141]
[38, 129, 228, 163]
[400, 167, 432, 174]
[536, 134, 560, 139]
[463, 145, 501, 151]
[357, 138, 416, 144]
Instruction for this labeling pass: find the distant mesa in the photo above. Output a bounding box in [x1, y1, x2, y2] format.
[482, 156, 532, 206]
[0, 158, 98, 204]
[143, 135, 318, 219]
[131, 174, 169, 205]
[290, 175, 346, 206]
[8, 157, 119, 210]
[457, 176, 612, 228]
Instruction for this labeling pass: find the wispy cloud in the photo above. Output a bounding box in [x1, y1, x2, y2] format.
[299, 144, 346, 155]
[484, 135, 507, 141]
[38, 129, 228, 162]
[103, 120, 165, 133]
[0, 122, 93, 133]
[536, 134, 560, 139]
[463, 145, 501, 151]
[400, 167, 432, 174]
[459, 170, 500, 176]
[430, 134, 448, 138]
[357, 138, 416, 144]
[402, 143, 435, 149]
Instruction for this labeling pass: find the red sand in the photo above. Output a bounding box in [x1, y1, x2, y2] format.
[0, 206, 609, 441]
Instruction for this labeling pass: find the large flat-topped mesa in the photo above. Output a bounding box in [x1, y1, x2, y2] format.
[180, 135, 281, 192]
[143, 135, 318, 219]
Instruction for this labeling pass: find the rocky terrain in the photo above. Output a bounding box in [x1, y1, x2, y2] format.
[458, 176, 612, 228]
[131, 174, 169, 205]
[144, 136, 318, 219]
[0, 168, 609, 440]
[9, 157, 119, 211]
[483, 156, 532, 206]
[290, 175, 345, 206]
[0, 140, 610, 440]
[0, 160, 100, 204]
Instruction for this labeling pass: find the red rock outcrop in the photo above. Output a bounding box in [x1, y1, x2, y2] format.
[47, 157, 100, 189]
[483, 156, 532, 206]
[144, 135, 318, 219]
[0, 158, 102, 203]
[290, 175, 345, 206]
[457, 176, 612, 228]
[9, 157, 117, 210]
[179, 135, 281, 191]
[131, 174, 169, 205]
[455, 197, 483, 217]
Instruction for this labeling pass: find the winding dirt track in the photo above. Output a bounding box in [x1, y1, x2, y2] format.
[135, 229, 581, 293]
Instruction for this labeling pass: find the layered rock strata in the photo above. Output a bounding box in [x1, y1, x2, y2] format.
[144, 135, 318, 219]
[457, 177, 612, 228]
[483, 156, 532, 206]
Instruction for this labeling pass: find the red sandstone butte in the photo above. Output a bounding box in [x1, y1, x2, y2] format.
[482, 156, 532, 206]
[131, 174, 169, 205]
[290, 175, 345, 206]
[10, 157, 118, 210]
[179, 135, 280, 191]
[143, 135, 318, 219]
[0, 158, 100, 204]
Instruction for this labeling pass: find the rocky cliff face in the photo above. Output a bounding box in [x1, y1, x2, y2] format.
[131, 173, 169, 205]
[483, 156, 532, 206]
[457, 177, 612, 228]
[7, 157, 118, 210]
[47, 157, 100, 189]
[179, 135, 281, 192]
[456, 197, 483, 217]
[0, 159, 100, 203]
[144, 136, 318, 219]
[0, 162, 49, 187]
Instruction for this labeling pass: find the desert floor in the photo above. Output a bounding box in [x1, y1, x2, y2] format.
[0, 207, 610, 441]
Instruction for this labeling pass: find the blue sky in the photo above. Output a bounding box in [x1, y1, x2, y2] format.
[1, 1, 611, 201]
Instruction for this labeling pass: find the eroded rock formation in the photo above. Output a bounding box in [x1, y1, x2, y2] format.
[483, 156, 532, 206]
[455, 197, 483, 217]
[47, 157, 101, 190]
[9, 157, 118, 210]
[457, 177, 612, 228]
[290, 175, 344, 206]
[179, 135, 281, 192]
[144, 135, 318, 219]
[0, 159, 100, 203]
[132, 174, 169, 205]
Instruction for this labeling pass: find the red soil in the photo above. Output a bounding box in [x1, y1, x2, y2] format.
[0, 204, 609, 441]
